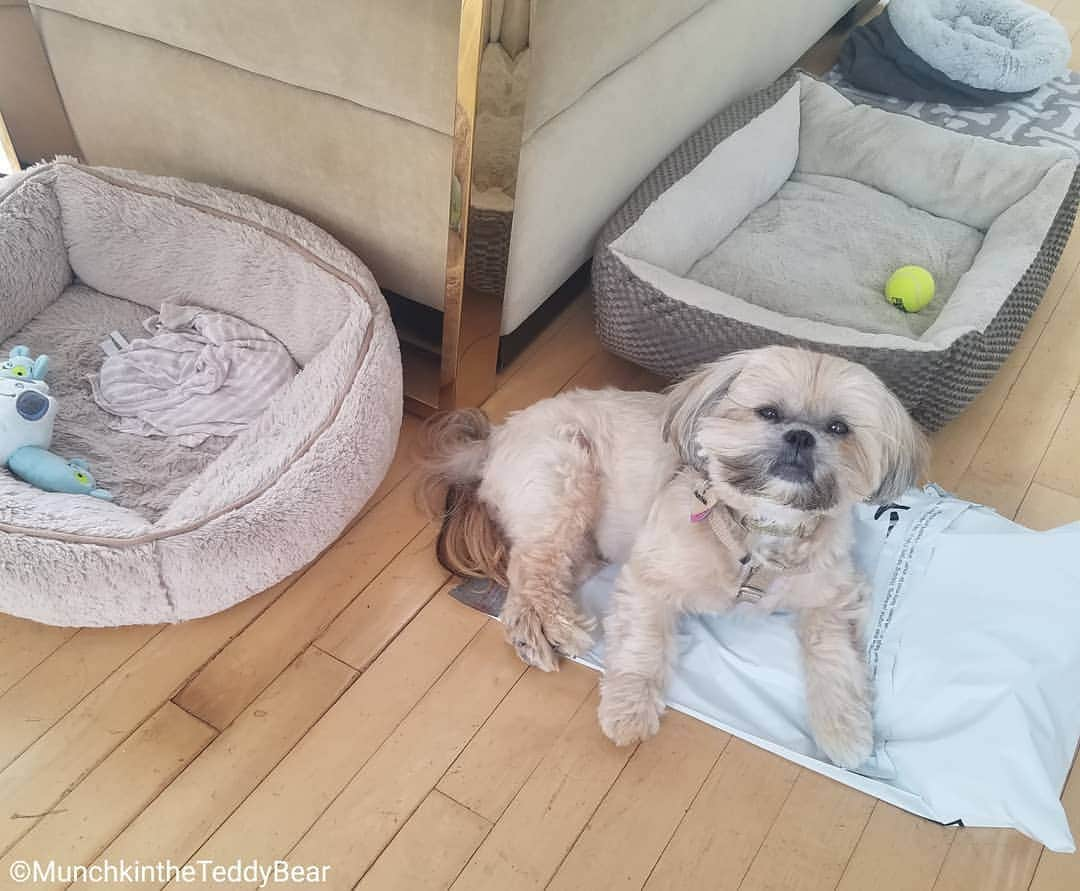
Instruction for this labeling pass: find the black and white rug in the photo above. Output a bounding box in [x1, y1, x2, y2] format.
[824, 67, 1080, 153]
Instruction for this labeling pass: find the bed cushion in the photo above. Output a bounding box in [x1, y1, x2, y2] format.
[0, 160, 402, 627]
[686, 172, 984, 338]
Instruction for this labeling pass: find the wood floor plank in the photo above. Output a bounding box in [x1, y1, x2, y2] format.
[438, 660, 596, 822]
[561, 346, 651, 393]
[360, 414, 423, 518]
[75, 648, 355, 891]
[929, 345, 1030, 491]
[356, 790, 491, 891]
[284, 621, 525, 891]
[186, 591, 485, 872]
[931, 829, 1042, 891]
[645, 738, 801, 891]
[494, 292, 591, 390]
[0, 585, 278, 857]
[929, 264, 1069, 493]
[738, 770, 875, 891]
[172, 479, 429, 730]
[1034, 390, 1080, 499]
[0, 703, 215, 890]
[836, 805, 956, 891]
[0, 625, 160, 771]
[1015, 482, 1080, 529]
[0, 616, 77, 697]
[450, 688, 635, 891]
[315, 524, 449, 670]
[482, 296, 602, 424]
[1029, 755, 1080, 890]
[956, 273, 1080, 516]
[548, 711, 728, 891]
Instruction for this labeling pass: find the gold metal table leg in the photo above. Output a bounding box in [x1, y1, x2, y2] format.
[405, 0, 528, 415]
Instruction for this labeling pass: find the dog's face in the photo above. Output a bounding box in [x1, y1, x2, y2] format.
[663, 347, 928, 514]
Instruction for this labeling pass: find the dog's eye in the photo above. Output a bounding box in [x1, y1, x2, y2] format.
[827, 419, 850, 436]
[756, 406, 780, 422]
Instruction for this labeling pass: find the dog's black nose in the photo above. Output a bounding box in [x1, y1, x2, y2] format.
[783, 428, 815, 451]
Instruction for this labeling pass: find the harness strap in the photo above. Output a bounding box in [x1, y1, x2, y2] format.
[691, 477, 816, 604]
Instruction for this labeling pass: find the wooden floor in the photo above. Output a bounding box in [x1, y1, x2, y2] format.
[7, 8, 1080, 891]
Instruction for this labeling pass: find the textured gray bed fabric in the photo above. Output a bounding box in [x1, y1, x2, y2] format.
[594, 72, 1080, 430]
[0, 160, 402, 627]
[1, 285, 229, 520]
[888, 0, 1070, 94]
[687, 172, 983, 338]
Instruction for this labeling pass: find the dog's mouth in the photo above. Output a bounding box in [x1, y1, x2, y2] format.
[771, 458, 814, 484]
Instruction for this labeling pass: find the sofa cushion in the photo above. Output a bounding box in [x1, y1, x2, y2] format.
[38, 9, 451, 308]
[32, 0, 458, 134]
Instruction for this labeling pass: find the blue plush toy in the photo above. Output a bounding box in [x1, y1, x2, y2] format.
[0, 345, 113, 500]
[7, 448, 113, 499]
[0, 345, 49, 381]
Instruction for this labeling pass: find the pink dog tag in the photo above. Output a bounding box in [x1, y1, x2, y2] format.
[690, 482, 716, 523]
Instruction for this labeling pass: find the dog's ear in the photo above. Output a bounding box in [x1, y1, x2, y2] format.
[870, 390, 929, 503]
[662, 352, 749, 468]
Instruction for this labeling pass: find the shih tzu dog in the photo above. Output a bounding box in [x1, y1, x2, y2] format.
[419, 346, 928, 768]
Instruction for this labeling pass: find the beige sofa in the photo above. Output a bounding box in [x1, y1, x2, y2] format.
[12, 0, 853, 335]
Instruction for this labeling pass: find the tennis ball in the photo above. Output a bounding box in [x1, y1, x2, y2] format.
[885, 266, 935, 313]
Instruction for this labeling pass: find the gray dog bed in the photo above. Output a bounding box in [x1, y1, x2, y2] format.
[0, 161, 402, 627]
[839, 0, 1070, 105]
[594, 72, 1080, 430]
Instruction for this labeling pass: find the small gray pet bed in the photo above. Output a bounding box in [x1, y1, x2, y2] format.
[0, 161, 402, 627]
[891, 0, 1070, 93]
[594, 72, 1080, 430]
[839, 0, 1071, 105]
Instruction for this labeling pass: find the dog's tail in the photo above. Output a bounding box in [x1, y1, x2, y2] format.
[418, 408, 509, 588]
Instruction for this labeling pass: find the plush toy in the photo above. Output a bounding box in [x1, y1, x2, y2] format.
[0, 345, 112, 500]
[0, 345, 49, 381]
[7, 448, 113, 499]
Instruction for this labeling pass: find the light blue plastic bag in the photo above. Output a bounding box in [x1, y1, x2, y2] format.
[573, 485, 1080, 851]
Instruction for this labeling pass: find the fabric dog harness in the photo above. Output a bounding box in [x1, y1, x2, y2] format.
[690, 478, 820, 604]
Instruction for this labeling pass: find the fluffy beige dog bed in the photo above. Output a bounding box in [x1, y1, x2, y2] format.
[0, 161, 402, 626]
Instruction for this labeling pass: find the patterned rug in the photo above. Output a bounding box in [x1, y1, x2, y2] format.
[823, 67, 1080, 153]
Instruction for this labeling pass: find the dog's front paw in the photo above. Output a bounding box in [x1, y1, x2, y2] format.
[810, 699, 874, 769]
[500, 596, 595, 672]
[544, 599, 596, 660]
[598, 675, 665, 746]
[501, 599, 558, 672]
